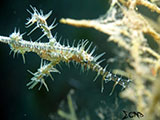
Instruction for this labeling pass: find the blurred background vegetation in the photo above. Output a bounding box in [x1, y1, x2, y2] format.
[0, 0, 135, 120]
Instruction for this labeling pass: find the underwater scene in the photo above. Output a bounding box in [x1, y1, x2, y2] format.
[0, 0, 160, 120]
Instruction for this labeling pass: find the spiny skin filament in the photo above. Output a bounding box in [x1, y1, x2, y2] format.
[0, 6, 130, 93]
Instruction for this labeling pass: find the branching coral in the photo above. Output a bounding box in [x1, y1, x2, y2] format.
[57, 90, 78, 120]
[60, 0, 160, 119]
